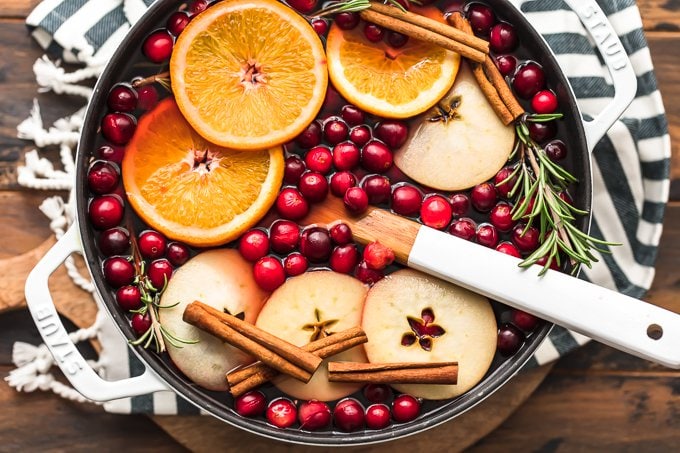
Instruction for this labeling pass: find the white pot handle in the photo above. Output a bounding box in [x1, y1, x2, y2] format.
[24, 225, 170, 401]
[510, 0, 638, 152]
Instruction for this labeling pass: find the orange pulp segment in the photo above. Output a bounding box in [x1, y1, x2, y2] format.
[326, 6, 460, 119]
[170, 0, 328, 150]
[122, 98, 284, 247]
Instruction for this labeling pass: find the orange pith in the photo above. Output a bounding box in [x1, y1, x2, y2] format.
[121, 98, 284, 247]
[170, 0, 328, 150]
[326, 6, 460, 119]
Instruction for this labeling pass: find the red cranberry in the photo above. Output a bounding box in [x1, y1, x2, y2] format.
[545, 140, 567, 162]
[349, 125, 372, 147]
[387, 31, 409, 48]
[142, 29, 173, 63]
[341, 105, 365, 126]
[188, 0, 210, 15]
[363, 383, 393, 403]
[333, 141, 360, 170]
[363, 23, 385, 42]
[284, 155, 306, 184]
[528, 120, 557, 143]
[103, 257, 135, 288]
[336, 12, 360, 30]
[363, 241, 395, 270]
[489, 202, 516, 232]
[253, 256, 286, 291]
[489, 22, 518, 53]
[88, 161, 119, 195]
[136, 85, 158, 111]
[496, 241, 521, 258]
[116, 285, 142, 311]
[466, 2, 496, 36]
[311, 18, 328, 35]
[513, 62, 546, 99]
[344, 187, 369, 214]
[558, 191, 573, 206]
[355, 261, 385, 284]
[365, 404, 391, 430]
[283, 252, 308, 276]
[512, 224, 540, 252]
[148, 258, 173, 289]
[97, 144, 125, 164]
[269, 220, 300, 254]
[449, 193, 470, 216]
[511, 309, 540, 331]
[330, 244, 360, 274]
[361, 141, 393, 173]
[234, 390, 267, 417]
[266, 398, 297, 429]
[330, 171, 357, 197]
[300, 227, 332, 262]
[166, 11, 191, 36]
[532, 89, 558, 114]
[99, 227, 130, 256]
[420, 195, 452, 230]
[322, 85, 343, 113]
[362, 175, 391, 205]
[497, 323, 525, 356]
[296, 121, 322, 148]
[494, 166, 518, 199]
[330, 223, 353, 245]
[239, 229, 270, 261]
[391, 184, 422, 216]
[471, 182, 497, 212]
[323, 117, 349, 145]
[166, 242, 190, 266]
[89, 195, 124, 230]
[305, 146, 333, 174]
[449, 218, 477, 240]
[101, 113, 136, 145]
[298, 400, 331, 431]
[495, 55, 517, 76]
[286, 0, 317, 14]
[138, 230, 167, 260]
[333, 398, 365, 432]
[476, 223, 499, 248]
[299, 171, 329, 203]
[107, 84, 137, 112]
[131, 313, 152, 336]
[375, 121, 409, 149]
[276, 188, 309, 220]
[392, 394, 420, 423]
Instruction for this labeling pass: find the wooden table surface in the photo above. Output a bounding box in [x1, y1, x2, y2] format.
[2, 0, 680, 451]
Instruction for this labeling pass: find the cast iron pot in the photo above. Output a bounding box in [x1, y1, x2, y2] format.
[25, 0, 644, 446]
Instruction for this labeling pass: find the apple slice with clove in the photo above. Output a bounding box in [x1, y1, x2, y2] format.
[255, 270, 369, 401]
[394, 62, 515, 191]
[362, 269, 497, 400]
[159, 249, 268, 391]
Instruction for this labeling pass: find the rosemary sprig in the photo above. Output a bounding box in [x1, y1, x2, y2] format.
[504, 113, 619, 276]
[313, 0, 405, 18]
[127, 233, 197, 353]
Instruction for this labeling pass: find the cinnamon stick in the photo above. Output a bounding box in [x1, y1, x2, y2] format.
[227, 326, 368, 397]
[359, 9, 486, 63]
[448, 13, 525, 125]
[183, 301, 322, 383]
[327, 361, 458, 384]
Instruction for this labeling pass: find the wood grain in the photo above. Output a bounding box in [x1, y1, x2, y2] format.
[0, 0, 40, 19]
[640, 0, 680, 31]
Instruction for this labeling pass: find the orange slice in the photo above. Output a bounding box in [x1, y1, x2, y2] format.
[326, 6, 460, 119]
[122, 98, 284, 247]
[170, 0, 328, 150]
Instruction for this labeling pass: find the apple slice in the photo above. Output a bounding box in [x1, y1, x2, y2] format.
[362, 269, 497, 400]
[159, 249, 268, 391]
[255, 271, 368, 401]
[393, 62, 515, 191]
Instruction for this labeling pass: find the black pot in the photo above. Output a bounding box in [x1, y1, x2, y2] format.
[26, 0, 636, 446]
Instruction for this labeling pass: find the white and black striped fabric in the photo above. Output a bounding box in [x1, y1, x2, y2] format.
[24, 0, 670, 413]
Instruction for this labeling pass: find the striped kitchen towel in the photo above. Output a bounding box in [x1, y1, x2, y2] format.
[15, 0, 670, 414]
